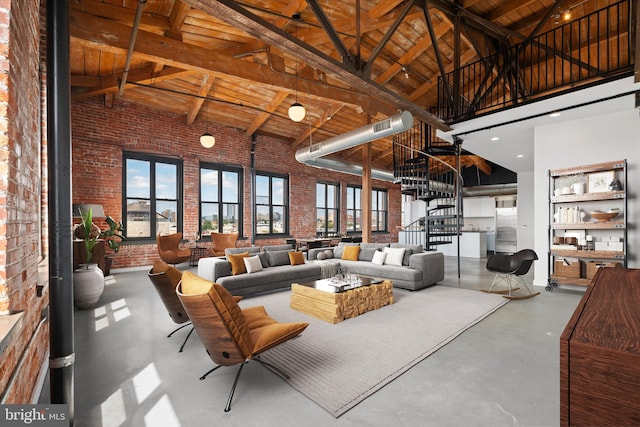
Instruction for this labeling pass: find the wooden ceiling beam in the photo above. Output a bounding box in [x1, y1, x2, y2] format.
[486, 0, 538, 23]
[71, 65, 194, 99]
[168, 1, 191, 39]
[70, 9, 377, 111]
[71, 0, 170, 35]
[186, 74, 215, 125]
[182, 0, 450, 131]
[292, 103, 344, 148]
[245, 90, 290, 136]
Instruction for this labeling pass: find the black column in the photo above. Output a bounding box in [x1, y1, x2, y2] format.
[46, 0, 74, 424]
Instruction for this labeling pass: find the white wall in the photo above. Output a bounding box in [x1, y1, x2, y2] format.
[532, 108, 640, 286]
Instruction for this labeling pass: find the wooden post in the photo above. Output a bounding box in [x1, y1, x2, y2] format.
[361, 114, 372, 243]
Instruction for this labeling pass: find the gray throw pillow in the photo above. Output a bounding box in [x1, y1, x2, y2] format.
[324, 249, 333, 258]
[316, 252, 327, 260]
[225, 246, 260, 256]
[267, 250, 292, 267]
[258, 252, 269, 268]
[402, 249, 413, 266]
[358, 248, 380, 262]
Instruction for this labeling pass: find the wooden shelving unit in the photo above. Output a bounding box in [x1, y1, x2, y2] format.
[547, 160, 628, 290]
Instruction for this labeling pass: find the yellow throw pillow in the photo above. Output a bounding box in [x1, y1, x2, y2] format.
[342, 245, 360, 261]
[289, 251, 305, 266]
[181, 271, 213, 295]
[228, 252, 249, 275]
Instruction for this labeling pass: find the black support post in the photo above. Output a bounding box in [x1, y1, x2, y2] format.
[47, 0, 75, 424]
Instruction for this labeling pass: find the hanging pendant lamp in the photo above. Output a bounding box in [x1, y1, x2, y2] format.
[200, 98, 216, 148]
[288, 13, 305, 122]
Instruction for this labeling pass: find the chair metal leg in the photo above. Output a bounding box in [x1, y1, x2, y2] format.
[255, 357, 290, 380]
[199, 365, 222, 381]
[178, 326, 195, 353]
[167, 322, 191, 338]
[224, 362, 247, 412]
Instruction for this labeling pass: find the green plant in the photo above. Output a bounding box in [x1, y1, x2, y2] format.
[80, 208, 99, 268]
[102, 216, 126, 253]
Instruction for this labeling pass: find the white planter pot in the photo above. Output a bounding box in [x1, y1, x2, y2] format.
[73, 264, 105, 309]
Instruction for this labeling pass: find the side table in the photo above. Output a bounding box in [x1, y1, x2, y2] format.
[189, 246, 208, 267]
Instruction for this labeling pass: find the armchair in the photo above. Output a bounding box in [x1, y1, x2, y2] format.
[486, 249, 540, 300]
[156, 232, 190, 265]
[210, 231, 239, 256]
[177, 271, 309, 412]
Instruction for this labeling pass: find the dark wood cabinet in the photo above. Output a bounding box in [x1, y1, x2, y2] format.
[560, 267, 640, 426]
[73, 239, 106, 273]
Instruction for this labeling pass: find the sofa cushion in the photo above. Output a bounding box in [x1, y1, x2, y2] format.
[258, 252, 269, 268]
[243, 255, 263, 274]
[390, 243, 423, 253]
[268, 250, 292, 267]
[263, 244, 293, 252]
[360, 243, 389, 250]
[289, 251, 305, 266]
[371, 250, 386, 265]
[383, 247, 405, 266]
[358, 247, 380, 262]
[316, 252, 327, 260]
[180, 270, 213, 294]
[342, 245, 360, 261]
[228, 252, 249, 275]
[226, 246, 261, 256]
[333, 244, 357, 258]
[324, 249, 333, 258]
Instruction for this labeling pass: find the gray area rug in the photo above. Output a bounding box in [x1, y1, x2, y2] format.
[241, 285, 509, 417]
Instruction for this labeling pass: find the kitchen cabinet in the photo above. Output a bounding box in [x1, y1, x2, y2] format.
[463, 196, 495, 218]
[547, 160, 627, 289]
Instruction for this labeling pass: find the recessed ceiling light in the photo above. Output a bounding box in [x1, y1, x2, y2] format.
[516, 154, 524, 158]
[490, 137, 500, 141]
[549, 112, 561, 118]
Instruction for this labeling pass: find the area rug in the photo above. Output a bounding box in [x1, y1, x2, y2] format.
[241, 285, 509, 417]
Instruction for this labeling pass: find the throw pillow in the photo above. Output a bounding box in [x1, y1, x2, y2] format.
[267, 250, 293, 267]
[243, 255, 263, 274]
[180, 271, 213, 295]
[289, 251, 305, 266]
[258, 252, 269, 268]
[358, 247, 379, 262]
[402, 249, 413, 266]
[323, 249, 334, 258]
[371, 250, 387, 265]
[225, 246, 260, 256]
[316, 252, 327, 260]
[383, 247, 405, 266]
[228, 252, 249, 275]
[342, 245, 360, 261]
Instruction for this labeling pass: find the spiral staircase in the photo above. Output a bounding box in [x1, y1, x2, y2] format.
[393, 121, 463, 252]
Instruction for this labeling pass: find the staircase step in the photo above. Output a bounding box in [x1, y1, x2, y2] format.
[427, 214, 458, 220]
[428, 204, 456, 211]
[428, 232, 460, 237]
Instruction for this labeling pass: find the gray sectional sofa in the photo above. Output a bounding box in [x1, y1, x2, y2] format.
[307, 243, 444, 291]
[196, 243, 444, 296]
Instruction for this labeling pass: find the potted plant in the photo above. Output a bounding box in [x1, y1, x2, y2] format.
[101, 216, 126, 275]
[73, 208, 105, 309]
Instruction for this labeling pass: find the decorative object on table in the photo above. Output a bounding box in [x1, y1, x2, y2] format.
[589, 208, 619, 222]
[608, 177, 622, 191]
[73, 207, 105, 309]
[588, 170, 615, 193]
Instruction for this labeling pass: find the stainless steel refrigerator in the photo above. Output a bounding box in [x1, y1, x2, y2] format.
[495, 207, 517, 253]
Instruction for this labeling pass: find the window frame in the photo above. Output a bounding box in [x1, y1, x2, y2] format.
[123, 152, 183, 241]
[254, 171, 289, 237]
[199, 162, 244, 238]
[316, 181, 340, 236]
[371, 187, 389, 233]
[346, 185, 362, 233]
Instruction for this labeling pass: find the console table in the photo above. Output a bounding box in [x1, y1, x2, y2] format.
[560, 267, 640, 426]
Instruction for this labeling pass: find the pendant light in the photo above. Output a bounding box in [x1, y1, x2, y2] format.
[200, 98, 216, 148]
[288, 13, 306, 122]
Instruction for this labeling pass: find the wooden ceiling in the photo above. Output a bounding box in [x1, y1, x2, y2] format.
[69, 0, 617, 174]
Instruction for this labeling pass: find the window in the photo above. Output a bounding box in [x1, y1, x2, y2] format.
[200, 164, 243, 237]
[255, 172, 288, 235]
[346, 185, 361, 232]
[124, 153, 183, 239]
[372, 188, 388, 232]
[316, 182, 339, 235]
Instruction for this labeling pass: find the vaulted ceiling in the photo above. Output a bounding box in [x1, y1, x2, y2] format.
[69, 0, 619, 175]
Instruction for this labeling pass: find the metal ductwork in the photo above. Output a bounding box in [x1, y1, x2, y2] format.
[295, 111, 413, 179]
[463, 183, 518, 197]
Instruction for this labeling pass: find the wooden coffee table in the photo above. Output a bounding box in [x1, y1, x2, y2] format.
[290, 277, 393, 324]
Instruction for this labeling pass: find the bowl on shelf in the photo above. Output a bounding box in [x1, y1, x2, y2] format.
[590, 209, 619, 222]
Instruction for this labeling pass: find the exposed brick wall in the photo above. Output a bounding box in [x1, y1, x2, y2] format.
[71, 97, 400, 268]
[0, 0, 49, 403]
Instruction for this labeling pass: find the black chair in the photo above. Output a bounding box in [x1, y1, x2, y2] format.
[285, 238, 297, 250]
[486, 249, 540, 300]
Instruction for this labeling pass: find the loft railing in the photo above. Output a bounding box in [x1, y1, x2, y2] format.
[436, 0, 633, 122]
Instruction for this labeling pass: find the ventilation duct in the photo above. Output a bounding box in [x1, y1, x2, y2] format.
[295, 111, 413, 166]
[463, 183, 517, 197]
[302, 156, 395, 182]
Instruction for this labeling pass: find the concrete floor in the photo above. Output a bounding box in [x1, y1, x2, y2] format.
[42, 256, 584, 427]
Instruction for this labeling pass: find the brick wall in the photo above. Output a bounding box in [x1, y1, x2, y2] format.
[0, 0, 49, 403]
[71, 97, 401, 269]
